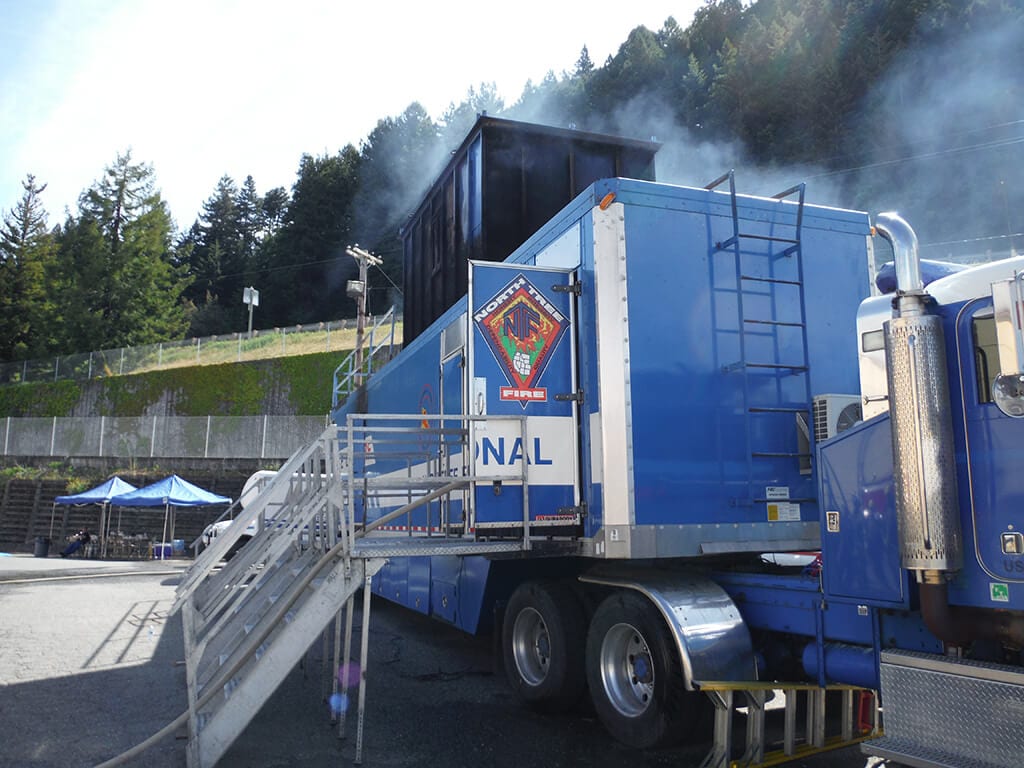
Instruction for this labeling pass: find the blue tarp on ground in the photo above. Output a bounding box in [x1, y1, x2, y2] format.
[54, 476, 138, 505]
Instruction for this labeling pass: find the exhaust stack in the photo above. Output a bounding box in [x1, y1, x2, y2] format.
[876, 212, 962, 574]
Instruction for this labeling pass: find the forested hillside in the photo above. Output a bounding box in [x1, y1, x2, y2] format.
[2, 0, 1021, 363]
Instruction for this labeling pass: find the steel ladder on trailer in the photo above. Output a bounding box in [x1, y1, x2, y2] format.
[698, 176, 885, 765]
[172, 414, 532, 768]
[705, 171, 815, 494]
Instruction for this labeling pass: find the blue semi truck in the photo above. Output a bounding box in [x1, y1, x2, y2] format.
[329, 122, 1024, 765]
[178, 118, 1024, 767]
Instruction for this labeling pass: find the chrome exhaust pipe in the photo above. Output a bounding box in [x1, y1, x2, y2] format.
[876, 213, 962, 575]
[876, 212, 924, 300]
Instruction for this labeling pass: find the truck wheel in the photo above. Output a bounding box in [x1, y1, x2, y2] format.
[502, 580, 586, 712]
[586, 591, 705, 748]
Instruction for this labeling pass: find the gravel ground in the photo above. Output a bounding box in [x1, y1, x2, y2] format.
[0, 553, 887, 768]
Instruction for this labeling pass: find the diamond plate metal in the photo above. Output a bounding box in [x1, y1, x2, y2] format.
[352, 536, 526, 559]
[868, 650, 1024, 768]
[884, 315, 962, 571]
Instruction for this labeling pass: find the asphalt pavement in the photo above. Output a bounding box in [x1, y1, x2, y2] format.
[0, 552, 887, 768]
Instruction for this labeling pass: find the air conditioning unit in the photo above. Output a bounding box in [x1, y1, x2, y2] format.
[812, 394, 863, 442]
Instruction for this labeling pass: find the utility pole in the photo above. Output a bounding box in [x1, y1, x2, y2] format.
[345, 246, 382, 387]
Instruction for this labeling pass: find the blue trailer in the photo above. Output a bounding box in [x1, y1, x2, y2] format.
[177, 119, 1024, 768]
[329, 150, 1024, 763]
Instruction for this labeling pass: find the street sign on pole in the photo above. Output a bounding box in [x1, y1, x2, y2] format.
[243, 286, 260, 339]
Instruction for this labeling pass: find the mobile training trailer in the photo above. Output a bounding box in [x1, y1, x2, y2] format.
[52, 476, 139, 558]
[110, 475, 231, 560]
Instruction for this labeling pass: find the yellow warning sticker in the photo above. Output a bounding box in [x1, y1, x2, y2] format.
[767, 502, 801, 522]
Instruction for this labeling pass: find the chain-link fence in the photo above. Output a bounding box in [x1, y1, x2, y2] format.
[0, 314, 402, 385]
[1, 415, 328, 460]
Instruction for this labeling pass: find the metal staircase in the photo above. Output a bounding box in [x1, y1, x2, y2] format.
[705, 171, 814, 489]
[332, 307, 399, 409]
[697, 680, 879, 768]
[173, 413, 531, 767]
[173, 427, 369, 767]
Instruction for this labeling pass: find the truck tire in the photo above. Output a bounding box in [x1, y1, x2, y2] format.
[502, 580, 587, 712]
[586, 590, 705, 749]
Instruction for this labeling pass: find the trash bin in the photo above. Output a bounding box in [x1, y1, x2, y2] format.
[34, 536, 50, 558]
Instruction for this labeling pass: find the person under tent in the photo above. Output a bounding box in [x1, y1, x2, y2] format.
[60, 529, 91, 558]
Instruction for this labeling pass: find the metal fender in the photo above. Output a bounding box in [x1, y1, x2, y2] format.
[580, 568, 756, 689]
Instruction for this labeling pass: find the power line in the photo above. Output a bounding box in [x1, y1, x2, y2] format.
[808, 134, 1024, 180]
[922, 232, 1023, 249]
[810, 118, 1024, 168]
[205, 251, 402, 293]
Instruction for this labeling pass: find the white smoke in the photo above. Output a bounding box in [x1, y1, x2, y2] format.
[835, 18, 1023, 262]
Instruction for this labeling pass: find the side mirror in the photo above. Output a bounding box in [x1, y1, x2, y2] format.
[991, 272, 1024, 417]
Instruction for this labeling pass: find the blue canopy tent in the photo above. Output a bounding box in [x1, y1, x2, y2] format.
[53, 476, 138, 558]
[110, 475, 231, 560]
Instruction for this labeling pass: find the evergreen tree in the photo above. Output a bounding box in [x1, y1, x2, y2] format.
[53, 153, 189, 352]
[575, 46, 595, 78]
[0, 175, 57, 360]
[258, 145, 362, 326]
[439, 84, 505, 147]
[237, 175, 263, 270]
[180, 175, 287, 334]
[186, 175, 241, 310]
[261, 187, 289, 233]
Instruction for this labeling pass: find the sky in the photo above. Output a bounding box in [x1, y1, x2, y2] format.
[0, 0, 703, 229]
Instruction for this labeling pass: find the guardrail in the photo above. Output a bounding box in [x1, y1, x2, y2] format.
[0, 414, 328, 460]
[0, 314, 403, 385]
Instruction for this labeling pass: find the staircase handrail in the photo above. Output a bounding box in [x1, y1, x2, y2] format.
[332, 306, 398, 409]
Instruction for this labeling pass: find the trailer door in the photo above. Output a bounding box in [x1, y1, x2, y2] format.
[467, 262, 580, 533]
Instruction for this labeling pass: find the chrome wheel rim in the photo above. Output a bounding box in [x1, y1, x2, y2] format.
[599, 622, 654, 717]
[512, 606, 550, 686]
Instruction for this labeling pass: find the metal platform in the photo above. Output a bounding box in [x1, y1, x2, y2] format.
[862, 649, 1024, 768]
[352, 536, 528, 558]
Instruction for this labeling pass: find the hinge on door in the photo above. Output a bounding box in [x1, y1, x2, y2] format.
[552, 282, 581, 296]
[554, 389, 584, 403]
[557, 503, 587, 519]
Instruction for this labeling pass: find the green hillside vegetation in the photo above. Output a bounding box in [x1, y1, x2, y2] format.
[118, 321, 401, 374]
[0, 351, 345, 418]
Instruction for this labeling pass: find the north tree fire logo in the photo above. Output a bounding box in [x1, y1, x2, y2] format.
[474, 273, 569, 407]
